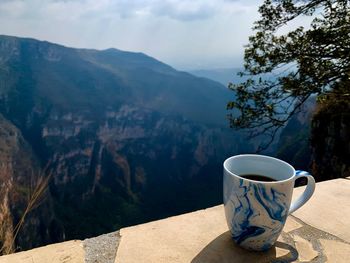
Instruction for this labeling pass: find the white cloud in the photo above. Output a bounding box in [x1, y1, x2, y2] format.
[0, 0, 261, 69]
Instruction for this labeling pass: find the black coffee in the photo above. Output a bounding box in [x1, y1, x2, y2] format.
[240, 174, 276, 182]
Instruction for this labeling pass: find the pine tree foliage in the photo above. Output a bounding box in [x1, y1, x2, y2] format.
[227, 0, 350, 150]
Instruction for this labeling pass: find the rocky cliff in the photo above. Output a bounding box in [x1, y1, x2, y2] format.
[0, 114, 63, 252]
[276, 91, 349, 182]
[0, 35, 252, 251]
[276, 99, 315, 171]
[311, 92, 350, 181]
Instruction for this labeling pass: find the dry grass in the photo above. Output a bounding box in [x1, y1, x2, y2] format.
[0, 170, 51, 255]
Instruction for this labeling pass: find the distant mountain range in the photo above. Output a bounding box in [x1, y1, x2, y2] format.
[0, 35, 255, 251]
[189, 68, 249, 86]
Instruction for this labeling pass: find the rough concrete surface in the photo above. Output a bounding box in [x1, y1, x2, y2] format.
[115, 179, 350, 262]
[0, 240, 84, 263]
[292, 178, 350, 242]
[292, 235, 318, 262]
[320, 239, 350, 263]
[283, 217, 303, 233]
[1, 178, 350, 263]
[115, 203, 350, 263]
[84, 231, 120, 263]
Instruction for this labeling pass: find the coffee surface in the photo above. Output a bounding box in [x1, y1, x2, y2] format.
[240, 174, 276, 182]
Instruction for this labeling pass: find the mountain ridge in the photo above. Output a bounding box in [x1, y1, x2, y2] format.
[0, 35, 251, 251]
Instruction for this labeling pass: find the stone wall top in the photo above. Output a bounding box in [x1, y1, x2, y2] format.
[1, 178, 350, 263]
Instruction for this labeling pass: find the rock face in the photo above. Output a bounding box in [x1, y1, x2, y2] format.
[0, 35, 252, 250]
[276, 94, 349, 183]
[0, 114, 61, 252]
[276, 99, 315, 171]
[311, 97, 350, 181]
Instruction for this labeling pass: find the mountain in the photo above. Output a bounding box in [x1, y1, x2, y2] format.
[276, 98, 316, 170]
[276, 94, 350, 183]
[189, 68, 248, 86]
[0, 114, 61, 252]
[0, 35, 253, 251]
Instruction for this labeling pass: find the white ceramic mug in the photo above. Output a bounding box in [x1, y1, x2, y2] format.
[223, 154, 315, 251]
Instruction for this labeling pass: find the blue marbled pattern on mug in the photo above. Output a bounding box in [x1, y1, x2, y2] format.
[296, 170, 310, 177]
[225, 177, 290, 251]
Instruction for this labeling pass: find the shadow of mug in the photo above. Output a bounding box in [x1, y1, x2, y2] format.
[191, 231, 298, 263]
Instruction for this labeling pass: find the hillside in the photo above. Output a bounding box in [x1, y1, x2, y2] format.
[0, 35, 253, 250]
[189, 68, 243, 86]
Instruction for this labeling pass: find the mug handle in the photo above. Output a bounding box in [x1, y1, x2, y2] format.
[289, 170, 316, 214]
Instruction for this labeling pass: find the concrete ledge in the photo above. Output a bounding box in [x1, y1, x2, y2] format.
[1, 178, 350, 262]
[292, 178, 350, 242]
[115, 178, 350, 262]
[0, 240, 84, 263]
[114, 206, 349, 263]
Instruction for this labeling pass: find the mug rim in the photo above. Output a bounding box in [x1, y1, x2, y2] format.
[223, 154, 296, 184]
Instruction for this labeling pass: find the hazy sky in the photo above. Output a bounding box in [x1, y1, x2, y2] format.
[0, 0, 262, 70]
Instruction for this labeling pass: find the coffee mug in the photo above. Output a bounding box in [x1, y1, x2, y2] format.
[223, 154, 315, 251]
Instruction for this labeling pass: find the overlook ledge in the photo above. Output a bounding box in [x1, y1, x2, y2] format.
[1, 177, 349, 263]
